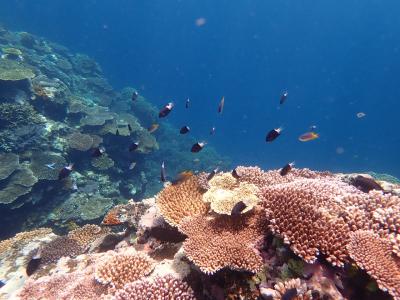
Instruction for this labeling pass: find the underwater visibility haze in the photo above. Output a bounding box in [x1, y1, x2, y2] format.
[0, 1, 400, 299]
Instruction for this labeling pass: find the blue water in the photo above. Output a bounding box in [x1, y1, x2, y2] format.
[1, 0, 399, 176]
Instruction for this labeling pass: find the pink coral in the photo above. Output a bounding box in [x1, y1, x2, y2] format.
[113, 275, 196, 300]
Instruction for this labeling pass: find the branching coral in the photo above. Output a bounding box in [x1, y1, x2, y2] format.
[95, 251, 155, 289]
[40, 236, 84, 264]
[113, 275, 196, 300]
[347, 230, 400, 300]
[0, 103, 43, 128]
[203, 172, 260, 215]
[179, 208, 268, 274]
[156, 175, 209, 227]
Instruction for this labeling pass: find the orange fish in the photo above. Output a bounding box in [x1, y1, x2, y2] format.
[173, 170, 193, 184]
[148, 123, 159, 133]
[299, 131, 319, 142]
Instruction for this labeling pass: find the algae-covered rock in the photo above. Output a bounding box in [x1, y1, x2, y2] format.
[19, 32, 36, 48]
[0, 60, 34, 81]
[0, 168, 38, 205]
[0, 153, 19, 180]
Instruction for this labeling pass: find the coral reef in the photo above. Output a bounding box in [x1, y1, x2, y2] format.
[179, 208, 268, 274]
[113, 275, 196, 300]
[156, 175, 209, 227]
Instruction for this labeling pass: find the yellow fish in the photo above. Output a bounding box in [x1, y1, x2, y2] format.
[299, 131, 319, 142]
[148, 123, 159, 133]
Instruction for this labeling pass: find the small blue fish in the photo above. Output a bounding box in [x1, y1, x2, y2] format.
[45, 163, 56, 170]
[0, 280, 5, 288]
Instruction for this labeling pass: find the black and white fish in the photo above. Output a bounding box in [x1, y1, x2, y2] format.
[266, 127, 283, 142]
[129, 142, 139, 152]
[180, 125, 190, 134]
[160, 161, 167, 182]
[58, 163, 74, 180]
[280, 162, 295, 176]
[191, 142, 206, 153]
[159, 102, 174, 118]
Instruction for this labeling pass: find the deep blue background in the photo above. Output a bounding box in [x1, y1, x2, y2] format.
[1, 0, 399, 176]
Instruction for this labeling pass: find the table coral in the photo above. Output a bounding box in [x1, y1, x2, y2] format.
[0, 152, 19, 180]
[91, 154, 115, 170]
[347, 230, 400, 300]
[0, 59, 34, 81]
[0, 167, 38, 205]
[28, 151, 66, 180]
[156, 175, 209, 227]
[66, 131, 94, 151]
[179, 208, 268, 274]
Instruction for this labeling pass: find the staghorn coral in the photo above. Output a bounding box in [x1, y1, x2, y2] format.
[179, 208, 268, 274]
[156, 175, 209, 227]
[28, 151, 66, 180]
[347, 230, 400, 300]
[91, 154, 115, 170]
[0, 152, 19, 180]
[113, 275, 196, 300]
[95, 251, 155, 289]
[203, 172, 260, 215]
[68, 224, 111, 248]
[66, 131, 94, 151]
[40, 236, 84, 265]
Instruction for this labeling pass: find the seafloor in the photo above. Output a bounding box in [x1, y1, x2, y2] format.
[1, 26, 400, 300]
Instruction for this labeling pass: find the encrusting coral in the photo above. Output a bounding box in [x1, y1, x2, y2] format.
[156, 174, 209, 227]
[179, 208, 268, 274]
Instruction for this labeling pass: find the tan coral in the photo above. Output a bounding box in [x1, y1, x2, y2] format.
[95, 251, 155, 289]
[347, 230, 400, 300]
[156, 175, 209, 227]
[203, 172, 260, 215]
[179, 208, 268, 274]
[68, 224, 110, 248]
